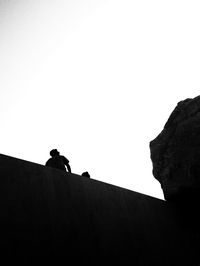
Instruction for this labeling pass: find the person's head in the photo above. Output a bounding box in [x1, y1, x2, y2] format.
[50, 149, 60, 157]
[82, 171, 90, 178]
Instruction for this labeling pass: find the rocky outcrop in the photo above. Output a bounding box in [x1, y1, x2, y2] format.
[150, 95, 200, 201]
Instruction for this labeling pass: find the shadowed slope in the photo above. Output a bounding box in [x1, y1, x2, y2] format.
[0, 154, 197, 265]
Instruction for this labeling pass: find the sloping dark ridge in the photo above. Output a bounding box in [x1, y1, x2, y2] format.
[0, 153, 197, 265]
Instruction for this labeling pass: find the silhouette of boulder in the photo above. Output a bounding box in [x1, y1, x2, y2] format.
[150, 95, 200, 201]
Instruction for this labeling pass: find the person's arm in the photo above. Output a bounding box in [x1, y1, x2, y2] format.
[63, 156, 72, 173]
[66, 163, 71, 173]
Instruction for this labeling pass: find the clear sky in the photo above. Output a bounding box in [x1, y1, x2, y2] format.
[1, 0, 200, 200]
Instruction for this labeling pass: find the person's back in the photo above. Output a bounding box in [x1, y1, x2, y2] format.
[45, 149, 71, 173]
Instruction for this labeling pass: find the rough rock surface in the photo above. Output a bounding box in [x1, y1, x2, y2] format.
[150, 95, 200, 201]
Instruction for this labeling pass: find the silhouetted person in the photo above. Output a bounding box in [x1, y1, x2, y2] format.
[45, 149, 71, 173]
[82, 171, 90, 178]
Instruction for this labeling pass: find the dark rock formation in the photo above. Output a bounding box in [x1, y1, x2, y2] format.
[150, 95, 200, 202]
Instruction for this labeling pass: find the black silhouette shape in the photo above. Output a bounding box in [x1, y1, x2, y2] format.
[82, 171, 90, 178]
[150, 95, 200, 202]
[45, 149, 71, 173]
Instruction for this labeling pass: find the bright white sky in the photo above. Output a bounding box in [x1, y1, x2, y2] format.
[1, 0, 200, 200]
